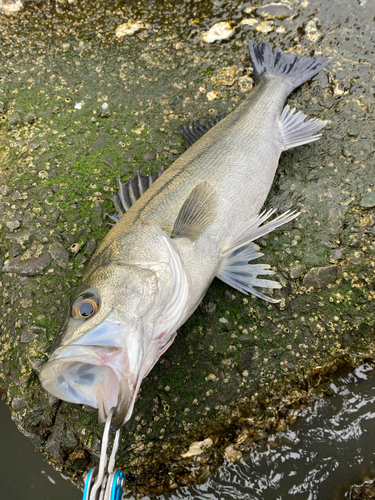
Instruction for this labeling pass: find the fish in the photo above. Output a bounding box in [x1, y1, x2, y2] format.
[39, 42, 330, 430]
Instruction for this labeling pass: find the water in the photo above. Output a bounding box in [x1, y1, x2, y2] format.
[0, 400, 81, 500]
[1, 369, 375, 499]
[157, 365, 375, 500]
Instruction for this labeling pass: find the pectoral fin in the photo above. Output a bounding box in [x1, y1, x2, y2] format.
[172, 182, 217, 241]
[217, 210, 299, 303]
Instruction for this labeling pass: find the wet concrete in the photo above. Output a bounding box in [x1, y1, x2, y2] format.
[0, 0, 374, 496]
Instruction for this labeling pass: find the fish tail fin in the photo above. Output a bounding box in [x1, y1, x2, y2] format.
[248, 41, 331, 92]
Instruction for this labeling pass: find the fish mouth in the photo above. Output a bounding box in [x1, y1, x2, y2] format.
[39, 320, 143, 430]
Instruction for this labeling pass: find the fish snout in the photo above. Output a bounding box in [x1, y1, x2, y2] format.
[39, 319, 146, 429]
[39, 344, 123, 418]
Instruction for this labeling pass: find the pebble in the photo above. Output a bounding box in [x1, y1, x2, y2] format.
[24, 112, 37, 124]
[12, 190, 22, 201]
[304, 19, 322, 43]
[1, 0, 24, 15]
[11, 397, 27, 411]
[8, 112, 22, 129]
[20, 330, 38, 343]
[6, 220, 20, 230]
[256, 2, 293, 20]
[289, 263, 304, 279]
[331, 249, 343, 260]
[2, 253, 52, 276]
[142, 153, 155, 162]
[92, 202, 102, 228]
[303, 265, 337, 289]
[201, 301, 216, 315]
[84, 239, 97, 256]
[7, 229, 32, 244]
[0, 185, 11, 196]
[29, 358, 45, 373]
[360, 191, 375, 208]
[49, 242, 69, 268]
[253, 429, 268, 442]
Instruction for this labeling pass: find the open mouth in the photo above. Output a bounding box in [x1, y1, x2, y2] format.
[39, 320, 140, 429]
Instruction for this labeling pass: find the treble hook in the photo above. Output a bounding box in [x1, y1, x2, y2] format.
[82, 408, 125, 500]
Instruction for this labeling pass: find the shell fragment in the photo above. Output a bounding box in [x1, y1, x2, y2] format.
[201, 22, 235, 43]
[115, 21, 146, 38]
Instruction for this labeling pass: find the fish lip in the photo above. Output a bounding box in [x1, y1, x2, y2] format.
[39, 344, 123, 413]
[39, 340, 140, 428]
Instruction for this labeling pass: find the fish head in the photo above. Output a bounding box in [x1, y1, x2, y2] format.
[39, 223, 188, 430]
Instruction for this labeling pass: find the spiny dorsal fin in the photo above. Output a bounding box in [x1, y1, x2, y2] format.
[172, 182, 217, 241]
[179, 114, 227, 148]
[111, 170, 163, 220]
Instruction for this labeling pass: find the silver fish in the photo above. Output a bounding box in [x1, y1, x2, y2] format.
[40, 42, 330, 430]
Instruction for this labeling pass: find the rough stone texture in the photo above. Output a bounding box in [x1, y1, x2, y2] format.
[350, 482, 375, 500]
[2, 253, 52, 276]
[24, 112, 37, 124]
[303, 265, 338, 289]
[0, 0, 374, 497]
[49, 242, 70, 269]
[0, 185, 11, 196]
[7, 112, 22, 129]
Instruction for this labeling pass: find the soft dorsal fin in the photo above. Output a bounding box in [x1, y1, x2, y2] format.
[172, 182, 217, 241]
[179, 114, 227, 148]
[111, 170, 163, 221]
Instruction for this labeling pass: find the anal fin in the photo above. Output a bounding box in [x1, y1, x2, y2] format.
[281, 105, 327, 151]
[172, 182, 217, 241]
[217, 209, 299, 303]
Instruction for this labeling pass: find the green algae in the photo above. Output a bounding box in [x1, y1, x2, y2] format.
[0, 0, 374, 495]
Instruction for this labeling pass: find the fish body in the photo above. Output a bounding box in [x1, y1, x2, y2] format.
[40, 42, 330, 430]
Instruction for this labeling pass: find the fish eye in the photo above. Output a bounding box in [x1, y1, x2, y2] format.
[72, 294, 99, 319]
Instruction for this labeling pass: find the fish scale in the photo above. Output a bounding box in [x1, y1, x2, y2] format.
[40, 41, 330, 430]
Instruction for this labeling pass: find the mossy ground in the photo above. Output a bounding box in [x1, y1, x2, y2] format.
[0, 0, 374, 496]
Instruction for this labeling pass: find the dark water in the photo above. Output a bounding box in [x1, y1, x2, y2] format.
[157, 365, 375, 500]
[0, 401, 81, 500]
[2, 365, 375, 499]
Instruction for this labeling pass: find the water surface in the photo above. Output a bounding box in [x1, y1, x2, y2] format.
[157, 365, 375, 500]
[0, 401, 81, 500]
[2, 367, 375, 499]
